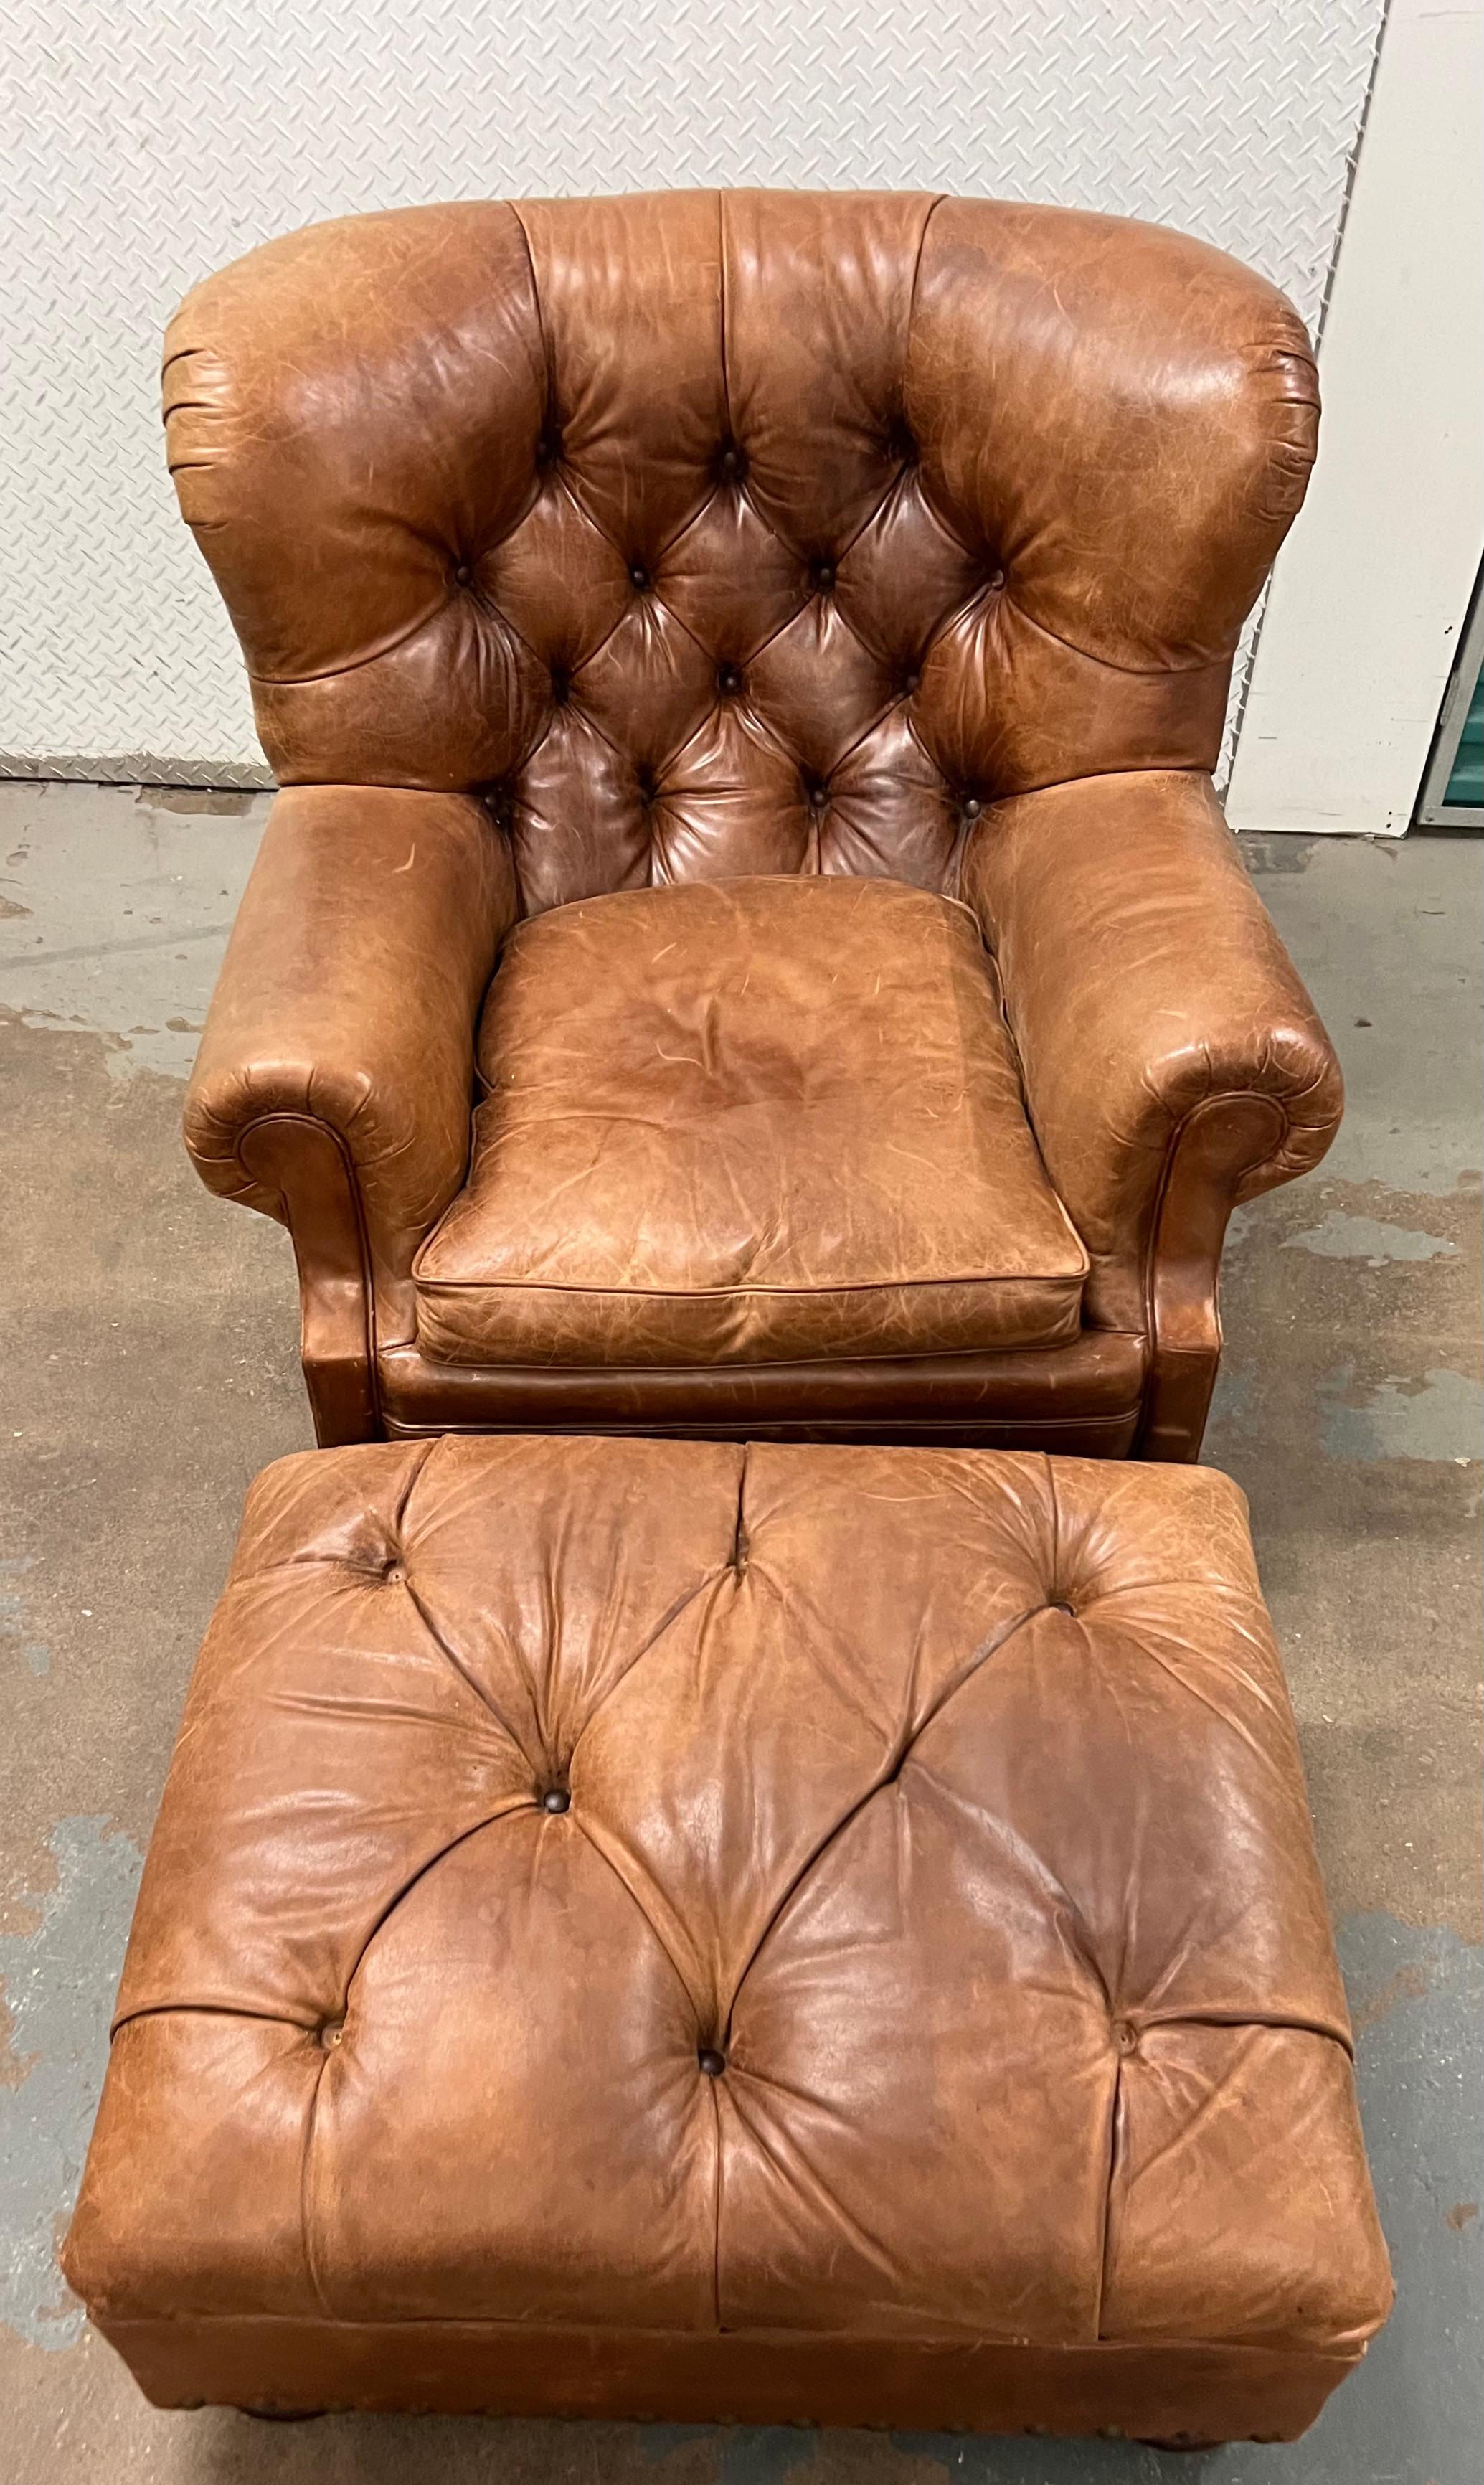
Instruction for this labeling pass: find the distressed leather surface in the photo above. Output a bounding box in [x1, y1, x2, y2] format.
[374, 1329, 1148, 1455]
[962, 770, 1345, 1333]
[183, 783, 516, 1346]
[164, 191, 1318, 887]
[415, 877, 1087, 1366]
[64, 1439, 1390, 2430]
[169, 192, 1338, 1448]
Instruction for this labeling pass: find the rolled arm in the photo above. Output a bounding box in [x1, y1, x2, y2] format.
[185, 785, 516, 1439]
[961, 770, 1342, 1456]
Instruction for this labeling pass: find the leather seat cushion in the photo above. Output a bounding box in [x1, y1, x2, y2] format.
[65, 1439, 1390, 2430]
[413, 877, 1088, 1367]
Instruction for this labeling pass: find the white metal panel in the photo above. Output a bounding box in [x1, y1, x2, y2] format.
[1227, 0, 1484, 836]
[0, 0, 1384, 783]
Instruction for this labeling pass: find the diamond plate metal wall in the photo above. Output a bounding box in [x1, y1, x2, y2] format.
[1, 0, 1384, 783]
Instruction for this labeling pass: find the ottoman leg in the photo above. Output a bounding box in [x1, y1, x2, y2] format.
[1139, 2438, 1229, 2455]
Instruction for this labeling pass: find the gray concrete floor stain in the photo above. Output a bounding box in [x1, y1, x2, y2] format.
[1280, 1212, 1458, 1267]
[0, 1819, 143, 2350]
[0, 1555, 50, 1678]
[0, 781, 272, 1082]
[0, 787, 1479, 2484]
[1316, 1367, 1483, 1465]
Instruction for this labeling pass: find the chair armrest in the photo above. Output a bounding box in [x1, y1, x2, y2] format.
[185, 785, 516, 1438]
[961, 770, 1342, 1455]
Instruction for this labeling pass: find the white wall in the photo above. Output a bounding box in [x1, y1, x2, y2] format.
[1, 0, 1386, 783]
[1227, 0, 1484, 836]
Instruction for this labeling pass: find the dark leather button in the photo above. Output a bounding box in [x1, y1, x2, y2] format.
[812, 560, 835, 593]
[1113, 2020, 1138, 2054]
[629, 565, 650, 591]
[453, 564, 471, 588]
[536, 432, 562, 466]
[697, 2047, 727, 2077]
[963, 797, 982, 821]
[1048, 1598, 1075, 1616]
[549, 668, 570, 707]
[717, 664, 742, 696]
[902, 671, 921, 696]
[719, 443, 742, 478]
[541, 1786, 571, 1814]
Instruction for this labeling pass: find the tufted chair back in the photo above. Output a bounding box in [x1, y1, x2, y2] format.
[165, 189, 1317, 917]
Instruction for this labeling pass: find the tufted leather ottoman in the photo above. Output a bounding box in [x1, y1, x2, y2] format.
[64, 1438, 1391, 2441]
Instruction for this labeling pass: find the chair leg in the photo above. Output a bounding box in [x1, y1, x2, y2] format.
[237, 1116, 381, 1444]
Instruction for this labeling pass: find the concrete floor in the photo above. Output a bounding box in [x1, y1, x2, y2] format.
[1, 782, 1479, 2485]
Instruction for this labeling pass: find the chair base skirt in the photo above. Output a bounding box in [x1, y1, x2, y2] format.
[383, 1410, 1143, 1455]
[370, 1331, 1148, 1459]
[95, 2313, 1362, 2442]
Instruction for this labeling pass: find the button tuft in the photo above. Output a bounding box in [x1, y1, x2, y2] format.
[717, 664, 742, 697]
[629, 564, 651, 591]
[541, 1786, 571, 1815]
[1113, 2020, 1138, 2054]
[453, 564, 472, 588]
[811, 560, 836, 594]
[962, 797, 982, 821]
[719, 443, 742, 479]
[697, 2047, 727, 2077]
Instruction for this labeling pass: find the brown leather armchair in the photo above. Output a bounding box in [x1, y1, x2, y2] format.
[171, 190, 1341, 1458]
